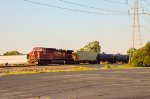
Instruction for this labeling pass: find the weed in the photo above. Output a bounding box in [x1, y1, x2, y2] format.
[104, 64, 112, 69]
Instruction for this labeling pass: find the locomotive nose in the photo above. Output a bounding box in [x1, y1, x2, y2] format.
[30, 51, 37, 59]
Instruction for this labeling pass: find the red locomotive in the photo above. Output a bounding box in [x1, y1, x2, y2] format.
[28, 47, 74, 65]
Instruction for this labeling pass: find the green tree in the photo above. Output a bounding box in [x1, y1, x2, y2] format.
[143, 55, 150, 67]
[127, 48, 136, 55]
[79, 41, 101, 53]
[130, 41, 150, 67]
[3, 51, 22, 56]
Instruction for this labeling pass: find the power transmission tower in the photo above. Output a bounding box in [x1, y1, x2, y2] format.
[132, 0, 142, 49]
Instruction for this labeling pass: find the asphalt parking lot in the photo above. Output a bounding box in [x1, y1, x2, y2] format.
[0, 67, 150, 99]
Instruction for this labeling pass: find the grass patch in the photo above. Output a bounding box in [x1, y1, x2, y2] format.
[0, 71, 38, 76]
[0, 66, 94, 76]
[102, 64, 150, 69]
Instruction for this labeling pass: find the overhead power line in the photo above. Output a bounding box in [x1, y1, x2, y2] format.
[23, 0, 127, 15]
[58, 0, 127, 14]
[141, 15, 150, 25]
[99, 0, 126, 4]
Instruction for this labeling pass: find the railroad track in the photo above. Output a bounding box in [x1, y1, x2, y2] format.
[0, 64, 62, 68]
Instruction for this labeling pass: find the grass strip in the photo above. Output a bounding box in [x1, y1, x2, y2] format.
[0, 66, 94, 76]
[102, 64, 150, 69]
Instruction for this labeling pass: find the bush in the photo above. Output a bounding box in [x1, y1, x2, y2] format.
[130, 41, 150, 67]
[3, 51, 22, 56]
[143, 55, 150, 67]
[104, 64, 112, 69]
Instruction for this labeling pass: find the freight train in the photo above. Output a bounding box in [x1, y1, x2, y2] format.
[28, 47, 129, 65]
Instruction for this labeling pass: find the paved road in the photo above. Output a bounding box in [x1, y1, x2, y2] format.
[0, 68, 150, 99]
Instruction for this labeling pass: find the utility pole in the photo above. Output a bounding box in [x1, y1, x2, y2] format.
[132, 0, 142, 49]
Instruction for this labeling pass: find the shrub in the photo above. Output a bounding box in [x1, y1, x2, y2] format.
[130, 41, 150, 67]
[3, 51, 22, 56]
[104, 64, 112, 69]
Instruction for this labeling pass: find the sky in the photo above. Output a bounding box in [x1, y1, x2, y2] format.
[0, 0, 150, 55]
